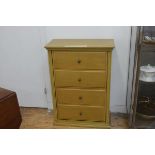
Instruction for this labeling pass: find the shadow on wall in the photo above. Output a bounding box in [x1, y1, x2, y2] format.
[110, 46, 127, 113]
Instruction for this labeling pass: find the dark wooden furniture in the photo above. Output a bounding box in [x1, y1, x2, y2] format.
[0, 87, 22, 129]
[128, 26, 155, 128]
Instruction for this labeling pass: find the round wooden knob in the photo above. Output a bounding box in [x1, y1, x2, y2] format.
[79, 112, 83, 116]
[79, 96, 83, 100]
[78, 78, 82, 82]
[77, 60, 81, 64]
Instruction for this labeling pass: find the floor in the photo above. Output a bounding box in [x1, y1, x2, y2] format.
[20, 107, 129, 129]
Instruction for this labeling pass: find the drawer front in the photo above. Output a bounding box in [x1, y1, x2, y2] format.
[56, 88, 106, 106]
[54, 70, 106, 88]
[53, 52, 107, 70]
[57, 105, 105, 121]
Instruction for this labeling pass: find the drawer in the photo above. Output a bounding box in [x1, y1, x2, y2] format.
[56, 88, 106, 106]
[53, 52, 107, 70]
[54, 70, 106, 88]
[57, 104, 105, 122]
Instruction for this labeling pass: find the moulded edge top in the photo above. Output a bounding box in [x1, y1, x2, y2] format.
[45, 39, 115, 50]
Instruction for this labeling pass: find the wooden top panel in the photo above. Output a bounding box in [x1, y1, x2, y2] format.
[45, 39, 114, 49]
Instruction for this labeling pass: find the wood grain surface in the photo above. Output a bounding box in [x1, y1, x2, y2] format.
[20, 107, 128, 129]
[53, 52, 107, 70]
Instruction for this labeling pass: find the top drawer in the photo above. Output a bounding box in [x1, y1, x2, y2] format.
[52, 52, 107, 70]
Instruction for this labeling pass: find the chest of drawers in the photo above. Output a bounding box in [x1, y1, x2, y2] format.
[45, 39, 114, 128]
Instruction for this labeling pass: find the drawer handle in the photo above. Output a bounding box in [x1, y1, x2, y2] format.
[77, 60, 82, 64]
[78, 78, 82, 82]
[79, 96, 83, 100]
[79, 112, 83, 116]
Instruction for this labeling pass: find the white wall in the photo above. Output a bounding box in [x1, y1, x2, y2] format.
[0, 27, 48, 108]
[0, 26, 131, 113]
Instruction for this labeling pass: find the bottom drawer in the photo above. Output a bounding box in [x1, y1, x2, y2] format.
[57, 104, 105, 122]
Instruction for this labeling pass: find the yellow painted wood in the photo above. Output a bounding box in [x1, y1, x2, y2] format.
[45, 39, 114, 49]
[54, 70, 106, 88]
[57, 104, 105, 122]
[106, 52, 112, 124]
[53, 52, 107, 70]
[48, 51, 57, 121]
[56, 88, 106, 106]
[54, 120, 110, 128]
[45, 39, 114, 128]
